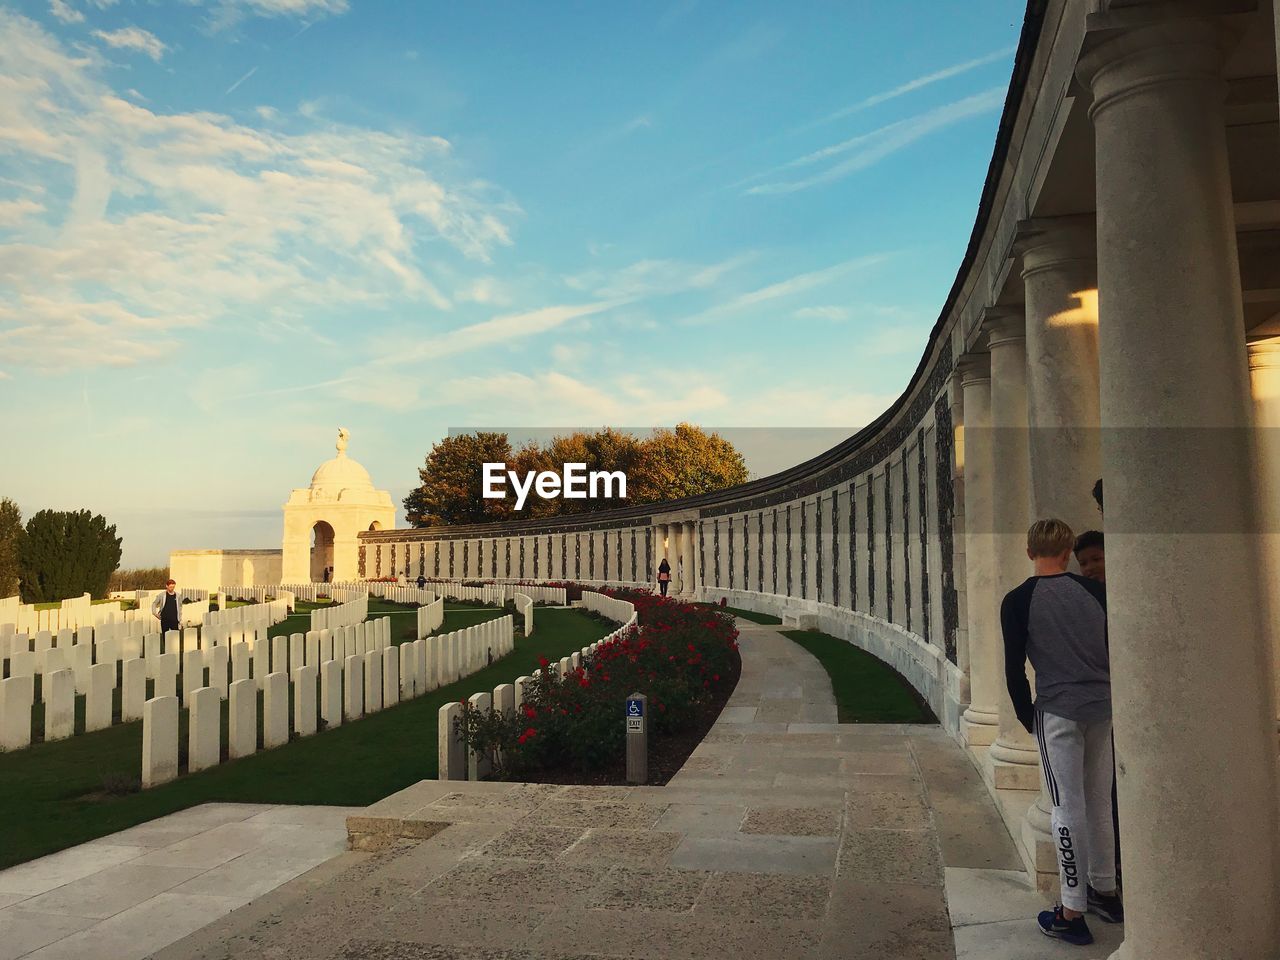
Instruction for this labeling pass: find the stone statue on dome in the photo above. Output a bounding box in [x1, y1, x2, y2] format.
[336, 427, 350, 455]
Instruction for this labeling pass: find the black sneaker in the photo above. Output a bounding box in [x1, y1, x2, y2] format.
[1087, 885, 1124, 923]
[1038, 905, 1094, 945]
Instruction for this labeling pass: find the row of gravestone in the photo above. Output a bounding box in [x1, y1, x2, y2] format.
[141, 613, 517, 786]
[0, 615, 397, 751]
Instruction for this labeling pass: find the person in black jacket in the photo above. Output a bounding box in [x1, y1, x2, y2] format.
[1002, 519, 1122, 946]
[657, 557, 671, 596]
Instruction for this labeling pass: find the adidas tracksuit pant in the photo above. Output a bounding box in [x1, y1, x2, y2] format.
[1035, 708, 1117, 911]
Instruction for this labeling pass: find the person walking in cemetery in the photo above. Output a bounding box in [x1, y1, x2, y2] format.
[416, 573, 427, 590]
[1074, 530, 1105, 583]
[1001, 519, 1122, 945]
[657, 557, 671, 596]
[151, 578, 184, 634]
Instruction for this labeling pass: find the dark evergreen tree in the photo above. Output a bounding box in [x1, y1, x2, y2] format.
[17, 509, 123, 602]
[0, 498, 21, 598]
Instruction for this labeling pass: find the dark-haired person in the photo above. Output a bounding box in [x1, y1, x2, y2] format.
[151, 579, 184, 636]
[1002, 519, 1122, 945]
[1074, 530, 1105, 583]
[657, 557, 671, 596]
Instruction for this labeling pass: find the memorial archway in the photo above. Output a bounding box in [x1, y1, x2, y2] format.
[311, 520, 335, 582]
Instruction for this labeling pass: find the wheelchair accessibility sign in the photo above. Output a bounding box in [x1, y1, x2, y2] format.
[626, 697, 644, 732]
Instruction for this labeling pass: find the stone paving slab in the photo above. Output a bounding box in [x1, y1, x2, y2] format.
[58, 617, 1063, 960]
[0, 803, 355, 960]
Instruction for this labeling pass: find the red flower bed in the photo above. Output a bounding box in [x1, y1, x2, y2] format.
[456, 588, 739, 778]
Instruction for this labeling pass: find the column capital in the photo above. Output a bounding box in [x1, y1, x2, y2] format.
[956, 352, 991, 386]
[1015, 215, 1097, 279]
[980, 308, 1025, 349]
[1076, 11, 1239, 120]
[1247, 335, 1280, 371]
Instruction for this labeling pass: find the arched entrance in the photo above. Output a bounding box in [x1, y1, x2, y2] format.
[311, 521, 335, 582]
[368, 521, 383, 531]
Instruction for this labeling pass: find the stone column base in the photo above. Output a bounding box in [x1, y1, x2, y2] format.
[967, 742, 1060, 895]
[962, 710, 999, 747]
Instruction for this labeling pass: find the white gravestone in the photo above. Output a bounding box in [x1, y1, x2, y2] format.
[293, 664, 317, 737]
[142, 696, 179, 787]
[86, 662, 115, 732]
[188, 686, 220, 772]
[364, 649, 383, 713]
[45, 668, 75, 741]
[229, 678, 256, 759]
[122, 658, 147, 722]
[344, 654, 364, 721]
[320, 660, 342, 729]
[263, 672, 289, 749]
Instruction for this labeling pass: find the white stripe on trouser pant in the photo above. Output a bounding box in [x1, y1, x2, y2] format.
[1035, 708, 1117, 912]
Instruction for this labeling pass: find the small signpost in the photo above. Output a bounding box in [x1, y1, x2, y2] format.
[625, 692, 647, 784]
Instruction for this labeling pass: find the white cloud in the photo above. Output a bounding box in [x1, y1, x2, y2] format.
[565, 253, 754, 300]
[744, 88, 1005, 195]
[682, 254, 887, 325]
[793, 305, 849, 321]
[799, 47, 1015, 131]
[0, 198, 45, 226]
[48, 0, 84, 24]
[93, 26, 167, 61]
[195, 0, 349, 31]
[0, 11, 519, 372]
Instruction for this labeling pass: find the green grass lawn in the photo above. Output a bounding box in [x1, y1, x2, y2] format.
[695, 603, 782, 625]
[0, 606, 609, 870]
[781, 629, 937, 725]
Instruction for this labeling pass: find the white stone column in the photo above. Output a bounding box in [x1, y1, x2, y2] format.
[1018, 217, 1103, 851]
[669, 523, 684, 594]
[1019, 216, 1103, 537]
[985, 311, 1041, 786]
[1080, 18, 1280, 958]
[959, 355, 1000, 746]
[689, 520, 700, 596]
[1248, 337, 1280, 743]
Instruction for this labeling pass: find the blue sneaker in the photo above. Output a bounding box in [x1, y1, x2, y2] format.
[1038, 905, 1094, 945]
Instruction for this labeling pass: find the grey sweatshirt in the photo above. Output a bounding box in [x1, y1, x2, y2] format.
[1000, 572, 1109, 731]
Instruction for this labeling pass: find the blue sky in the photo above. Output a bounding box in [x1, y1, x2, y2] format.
[0, 0, 1021, 566]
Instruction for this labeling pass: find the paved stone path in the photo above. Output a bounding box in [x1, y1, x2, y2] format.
[0, 803, 354, 960]
[150, 620, 1038, 960]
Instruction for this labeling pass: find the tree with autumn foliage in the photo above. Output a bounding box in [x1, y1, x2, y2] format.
[403, 423, 749, 527]
[627, 423, 749, 502]
[403, 432, 516, 527]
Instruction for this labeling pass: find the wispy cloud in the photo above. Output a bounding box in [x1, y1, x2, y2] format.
[199, 0, 349, 31]
[49, 0, 84, 24]
[224, 65, 257, 95]
[793, 305, 849, 321]
[93, 26, 167, 61]
[744, 88, 1004, 195]
[797, 47, 1014, 133]
[0, 11, 519, 372]
[682, 255, 888, 325]
[565, 253, 755, 300]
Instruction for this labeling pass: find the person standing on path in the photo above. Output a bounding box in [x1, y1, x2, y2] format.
[151, 578, 184, 635]
[657, 557, 671, 596]
[1001, 519, 1122, 946]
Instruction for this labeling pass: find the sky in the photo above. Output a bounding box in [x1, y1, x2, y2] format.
[0, 0, 1023, 566]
